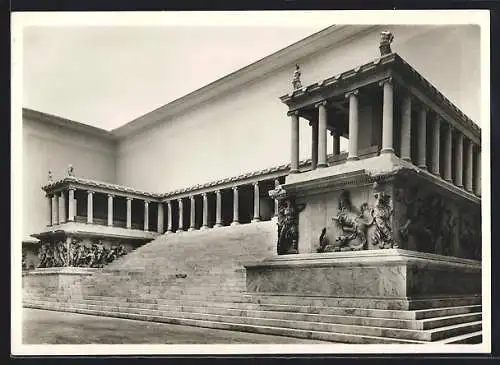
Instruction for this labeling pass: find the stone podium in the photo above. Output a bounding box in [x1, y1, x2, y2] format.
[245, 34, 482, 309]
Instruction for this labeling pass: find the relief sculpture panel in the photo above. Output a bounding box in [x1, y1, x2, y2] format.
[317, 184, 397, 253]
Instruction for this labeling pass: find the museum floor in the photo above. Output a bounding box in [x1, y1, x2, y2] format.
[23, 308, 331, 344]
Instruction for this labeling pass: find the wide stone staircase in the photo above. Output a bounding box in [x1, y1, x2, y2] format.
[23, 221, 482, 344]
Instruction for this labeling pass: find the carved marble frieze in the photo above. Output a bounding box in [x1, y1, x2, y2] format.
[37, 238, 127, 268]
[276, 198, 306, 255]
[317, 187, 397, 253]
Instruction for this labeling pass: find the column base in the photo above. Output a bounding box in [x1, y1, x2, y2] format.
[401, 156, 412, 163]
[347, 156, 359, 161]
[188, 227, 196, 232]
[380, 148, 394, 155]
[289, 169, 299, 174]
[317, 163, 328, 168]
[418, 164, 428, 170]
[251, 218, 261, 223]
[214, 223, 222, 228]
[445, 177, 453, 183]
[200, 225, 208, 230]
[166, 230, 172, 234]
[231, 222, 240, 226]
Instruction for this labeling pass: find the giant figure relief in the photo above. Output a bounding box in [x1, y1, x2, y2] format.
[394, 184, 480, 259]
[37, 238, 127, 268]
[276, 198, 306, 255]
[317, 186, 396, 253]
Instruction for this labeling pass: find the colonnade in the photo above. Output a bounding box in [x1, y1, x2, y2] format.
[289, 77, 481, 196]
[46, 177, 284, 234]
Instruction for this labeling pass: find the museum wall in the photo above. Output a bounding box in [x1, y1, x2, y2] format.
[115, 25, 480, 194]
[23, 116, 117, 239]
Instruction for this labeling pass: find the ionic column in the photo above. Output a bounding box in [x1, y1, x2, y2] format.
[143, 200, 149, 231]
[68, 188, 75, 222]
[443, 124, 453, 182]
[454, 132, 464, 188]
[273, 179, 280, 217]
[417, 105, 428, 169]
[290, 111, 300, 173]
[380, 78, 394, 154]
[59, 191, 66, 224]
[346, 90, 359, 161]
[47, 195, 52, 226]
[310, 120, 318, 170]
[166, 201, 173, 233]
[86, 191, 93, 224]
[157, 202, 164, 233]
[231, 186, 240, 226]
[52, 194, 59, 225]
[400, 94, 412, 162]
[331, 130, 340, 156]
[189, 196, 196, 231]
[431, 115, 441, 176]
[178, 198, 184, 231]
[475, 148, 481, 196]
[317, 101, 328, 168]
[201, 193, 208, 230]
[252, 182, 261, 223]
[107, 194, 114, 227]
[126, 197, 132, 229]
[215, 190, 222, 227]
[465, 139, 474, 192]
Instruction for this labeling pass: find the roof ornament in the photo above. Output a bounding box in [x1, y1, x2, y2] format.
[47, 170, 53, 183]
[67, 164, 74, 177]
[379, 31, 394, 56]
[292, 64, 302, 90]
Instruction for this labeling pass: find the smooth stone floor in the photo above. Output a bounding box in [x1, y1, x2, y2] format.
[22, 308, 331, 344]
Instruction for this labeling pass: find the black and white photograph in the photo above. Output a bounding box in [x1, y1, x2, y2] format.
[11, 10, 491, 355]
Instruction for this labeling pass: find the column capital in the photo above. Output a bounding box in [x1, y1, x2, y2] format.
[378, 76, 393, 87]
[345, 89, 359, 99]
[232, 186, 239, 192]
[287, 110, 300, 117]
[87, 190, 94, 195]
[190, 195, 195, 201]
[126, 196, 133, 201]
[202, 192, 207, 198]
[418, 102, 430, 113]
[314, 100, 328, 108]
[253, 181, 259, 187]
[215, 189, 221, 194]
[107, 193, 115, 198]
[144, 200, 150, 205]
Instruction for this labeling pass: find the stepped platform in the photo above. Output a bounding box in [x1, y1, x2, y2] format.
[23, 222, 483, 344]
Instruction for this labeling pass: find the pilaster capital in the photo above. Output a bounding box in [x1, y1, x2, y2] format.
[378, 76, 393, 87]
[314, 100, 328, 109]
[345, 89, 359, 99]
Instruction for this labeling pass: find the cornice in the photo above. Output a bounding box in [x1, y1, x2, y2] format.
[22, 108, 116, 141]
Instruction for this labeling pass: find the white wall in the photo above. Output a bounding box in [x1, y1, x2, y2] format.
[115, 25, 480, 193]
[23, 117, 117, 238]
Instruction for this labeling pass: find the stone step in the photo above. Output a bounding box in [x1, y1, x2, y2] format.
[23, 303, 426, 344]
[28, 299, 483, 331]
[23, 293, 483, 320]
[245, 294, 482, 310]
[22, 296, 482, 331]
[23, 299, 480, 342]
[421, 312, 482, 330]
[437, 331, 482, 344]
[414, 305, 482, 320]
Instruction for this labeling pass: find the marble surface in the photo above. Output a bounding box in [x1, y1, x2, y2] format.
[245, 249, 481, 299]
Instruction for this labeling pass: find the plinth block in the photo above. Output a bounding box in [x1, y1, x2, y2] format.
[244, 249, 481, 299]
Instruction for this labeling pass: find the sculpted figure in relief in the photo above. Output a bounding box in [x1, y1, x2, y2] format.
[292, 64, 302, 90]
[277, 198, 305, 255]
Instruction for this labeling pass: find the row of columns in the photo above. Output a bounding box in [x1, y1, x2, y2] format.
[167, 180, 276, 233]
[289, 77, 481, 196]
[399, 95, 481, 195]
[47, 189, 160, 232]
[46, 179, 283, 234]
